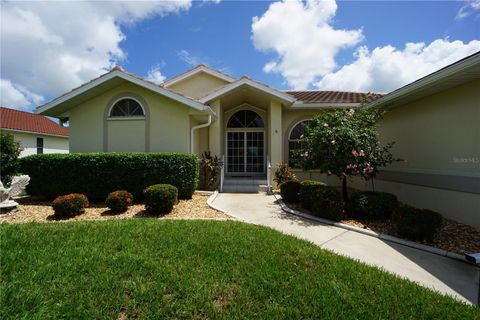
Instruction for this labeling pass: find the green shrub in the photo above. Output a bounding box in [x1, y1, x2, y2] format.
[274, 163, 296, 186]
[310, 186, 343, 221]
[20, 152, 198, 200]
[0, 131, 22, 185]
[105, 190, 133, 213]
[350, 191, 398, 219]
[279, 180, 301, 203]
[392, 206, 443, 241]
[52, 193, 89, 218]
[299, 180, 327, 210]
[144, 184, 178, 215]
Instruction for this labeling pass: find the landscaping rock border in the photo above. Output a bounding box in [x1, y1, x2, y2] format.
[273, 193, 470, 264]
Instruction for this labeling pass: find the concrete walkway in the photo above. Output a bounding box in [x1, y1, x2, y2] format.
[209, 192, 479, 305]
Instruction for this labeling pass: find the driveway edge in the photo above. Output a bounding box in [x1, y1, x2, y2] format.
[273, 194, 469, 264]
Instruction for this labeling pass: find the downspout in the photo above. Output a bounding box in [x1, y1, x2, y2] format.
[190, 114, 212, 154]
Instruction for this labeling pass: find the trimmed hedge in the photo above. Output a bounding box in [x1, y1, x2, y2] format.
[279, 180, 301, 203]
[299, 180, 327, 210]
[20, 153, 199, 200]
[350, 191, 398, 219]
[144, 184, 178, 215]
[310, 186, 343, 221]
[392, 206, 443, 241]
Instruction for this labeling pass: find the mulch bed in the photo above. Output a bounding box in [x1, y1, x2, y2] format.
[0, 194, 230, 224]
[285, 202, 480, 255]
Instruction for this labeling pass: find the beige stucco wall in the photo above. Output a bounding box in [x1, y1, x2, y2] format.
[379, 79, 480, 176]
[370, 79, 480, 228]
[68, 82, 191, 153]
[107, 119, 146, 152]
[167, 72, 230, 100]
[7, 131, 69, 157]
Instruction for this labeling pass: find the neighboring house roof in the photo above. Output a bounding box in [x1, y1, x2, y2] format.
[368, 51, 480, 109]
[162, 64, 237, 87]
[199, 76, 297, 104]
[285, 91, 383, 104]
[36, 67, 214, 117]
[0, 107, 69, 137]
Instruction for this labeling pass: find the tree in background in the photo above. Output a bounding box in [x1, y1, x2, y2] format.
[0, 131, 22, 185]
[300, 105, 400, 203]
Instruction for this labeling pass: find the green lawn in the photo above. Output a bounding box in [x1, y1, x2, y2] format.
[1, 220, 477, 319]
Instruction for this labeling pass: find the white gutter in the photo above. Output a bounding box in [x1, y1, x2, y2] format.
[190, 115, 212, 154]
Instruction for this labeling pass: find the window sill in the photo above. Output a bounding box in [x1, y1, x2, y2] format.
[107, 116, 146, 121]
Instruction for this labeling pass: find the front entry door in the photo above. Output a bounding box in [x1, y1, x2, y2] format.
[227, 131, 264, 174]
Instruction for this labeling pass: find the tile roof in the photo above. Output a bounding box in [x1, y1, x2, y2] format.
[0, 107, 69, 137]
[285, 90, 384, 104]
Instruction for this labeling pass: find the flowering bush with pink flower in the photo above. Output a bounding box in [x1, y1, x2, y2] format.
[105, 190, 133, 213]
[298, 103, 401, 203]
[52, 193, 89, 218]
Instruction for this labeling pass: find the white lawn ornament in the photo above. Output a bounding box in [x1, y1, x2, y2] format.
[0, 175, 30, 209]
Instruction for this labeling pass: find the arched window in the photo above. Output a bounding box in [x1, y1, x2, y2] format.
[288, 119, 313, 168]
[227, 110, 264, 128]
[109, 98, 145, 117]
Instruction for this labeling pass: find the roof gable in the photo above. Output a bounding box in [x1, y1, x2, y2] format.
[162, 64, 237, 88]
[165, 71, 233, 100]
[199, 77, 296, 104]
[0, 107, 69, 137]
[35, 68, 212, 117]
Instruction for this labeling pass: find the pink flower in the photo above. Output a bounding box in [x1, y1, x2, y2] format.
[359, 149, 365, 157]
[331, 140, 336, 145]
[352, 149, 359, 157]
[363, 163, 374, 174]
[302, 151, 309, 158]
[346, 164, 357, 170]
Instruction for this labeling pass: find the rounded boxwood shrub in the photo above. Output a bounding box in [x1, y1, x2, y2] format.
[144, 184, 178, 215]
[105, 190, 133, 213]
[20, 152, 198, 200]
[392, 205, 443, 241]
[310, 186, 343, 221]
[299, 180, 327, 210]
[52, 193, 89, 218]
[350, 191, 398, 219]
[280, 180, 301, 203]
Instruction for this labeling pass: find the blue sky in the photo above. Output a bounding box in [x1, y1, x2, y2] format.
[1, 0, 479, 110]
[122, 1, 479, 88]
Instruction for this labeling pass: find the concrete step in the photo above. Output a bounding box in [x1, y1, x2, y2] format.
[222, 177, 268, 193]
[222, 184, 261, 193]
[223, 178, 267, 186]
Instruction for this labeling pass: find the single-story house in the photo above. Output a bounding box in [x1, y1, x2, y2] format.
[35, 52, 479, 228]
[1, 107, 69, 157]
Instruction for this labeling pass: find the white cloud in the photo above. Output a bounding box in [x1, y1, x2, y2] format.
[146, 65, 166, 84]
[456, 0, 480, 20]
[251, 0, 363, 89]
[177, 49, 208, 66]
[0, 79, 44, 110]
[315, 39, 480, 93]
[0, 1, 193, 110]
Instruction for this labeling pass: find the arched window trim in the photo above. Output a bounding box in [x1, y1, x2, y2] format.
[227, 109, 265, 129]
[288, 119, 313, 140]
[288, 119, 313, 168]
[108, 97, 146, 119]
